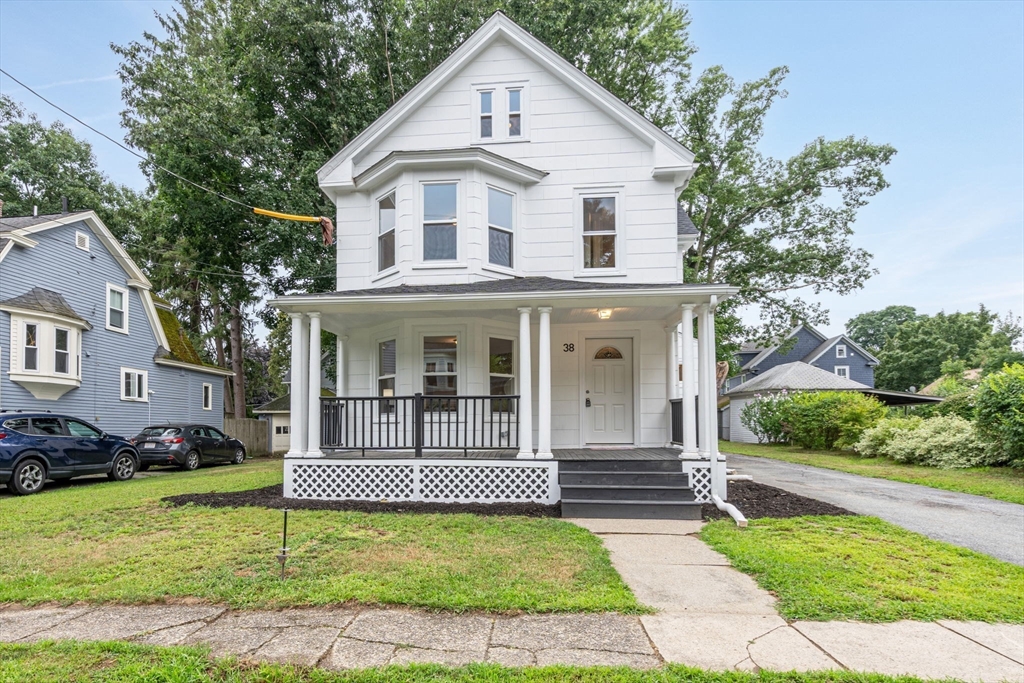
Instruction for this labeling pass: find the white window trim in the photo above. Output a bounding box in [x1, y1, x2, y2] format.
[834, 366, 850, 380]
[376, 187, 398, 276]
[22, 321, 39, 373]
[574, 186, 626, 276]
[414, 325, 467, 396]
[75, 231, 90, 252]
[836, 344, 847, 358]
[53, 326, 71, 376]
[202, 383, 213, 410]
[106, 283, 129, 334]
[121, 367, 148, 402]
[417, 179, 463, 266]
[487, 334, 517, 406]
[486, 184, 517, 272]
[471, 81, 530, 144]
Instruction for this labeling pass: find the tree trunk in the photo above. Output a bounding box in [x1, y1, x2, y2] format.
[213, 300, 233, 416]
[229, 304, 246, 419]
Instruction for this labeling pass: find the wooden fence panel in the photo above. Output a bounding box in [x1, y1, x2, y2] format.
[224, 417, 271, 457]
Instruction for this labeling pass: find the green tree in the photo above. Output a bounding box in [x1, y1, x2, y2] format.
[846, 305, 921, 355]
[0, 95, 146, 243]
[975, 363, 1024, 467]
[674, 66, 897, 343]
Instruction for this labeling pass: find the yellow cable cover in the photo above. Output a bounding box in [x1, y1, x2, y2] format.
[253, 207, 321, 222]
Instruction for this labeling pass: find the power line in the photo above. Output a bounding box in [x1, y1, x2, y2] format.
[0, 68, 256, 212]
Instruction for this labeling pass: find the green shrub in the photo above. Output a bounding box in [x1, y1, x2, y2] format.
[933, 389, 977, 420]
[855, 416, 923, 457]
[884, 415, 988, 469]
[739, 391, 792, 444]
[780, 391, 887, 450]
[975, 363, 1024, 467]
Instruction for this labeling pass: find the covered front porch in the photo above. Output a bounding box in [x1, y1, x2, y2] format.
[273, 278, 736, 507]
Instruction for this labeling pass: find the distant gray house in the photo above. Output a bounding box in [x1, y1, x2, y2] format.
[728, 324, 879, 392]
[0, 210, 233, 435]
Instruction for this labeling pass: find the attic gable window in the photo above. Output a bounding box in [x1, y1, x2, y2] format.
[472, 83, 528, 143]
[836, 344, 847, 358]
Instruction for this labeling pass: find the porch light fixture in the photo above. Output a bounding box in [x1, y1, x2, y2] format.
[598, 309, 612, 320]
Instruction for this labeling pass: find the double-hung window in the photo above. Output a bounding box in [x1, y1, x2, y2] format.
[836, 344, 847, 359]
[107, 284, 128, 332]
[423, 183, 457, 261]
[378, 191, 396, 272]
[479, 90, 493, 139]
[488, 337, 515, 412]
[54, 328, 70, 375]
[582, 196, 617, 269]
[378, 339, 397, 413]
[122, 368, 147, 401]
[835, 366, 850, 380]
[487, 187, 514, 268]
[423, 335, 457, 410]
[23, 323, 38, 371]
[508, 89, 522, 137]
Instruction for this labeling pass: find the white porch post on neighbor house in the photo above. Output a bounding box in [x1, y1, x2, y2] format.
[536, 307, 553, 459]
[517, 307, 534, 458]
[286, 313, 306, 456]
[306, 312, 323, 456]
[696, 304, 711, 459]
[680, 304, 698, 457]
[336, 335, 348, 396]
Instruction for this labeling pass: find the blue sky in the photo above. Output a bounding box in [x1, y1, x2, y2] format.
[1, 0, 1022, 338]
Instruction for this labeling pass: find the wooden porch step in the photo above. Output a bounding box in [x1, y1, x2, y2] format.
[558, 459, 682, 473]
[560, 484, 695, 502]
[561, 499, 702, 520]
[559, 472, 689, 487]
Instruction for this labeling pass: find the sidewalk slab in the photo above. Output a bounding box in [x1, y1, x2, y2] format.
[136, 621, 208, 646]
[641, 613, 786, 670]
[794, 620, 1024, 683]
[322, 637, 395, 670]
[0, 607, 94, 642]
[344, 609, 492, 652]
[747, 625, 840, 672]
[391, 647, 485, 665]
[487, 646, 535, 666]
[566, 518, 703, 535]
[938, 621, 1024, 665]
[252, 626, 341, 666]
[599, 533, 731, 566]
[183, 623, 279, 657]
[216, 608, 355, 630]
[614, 563, 777, 614]
[25, 605, 223, 642]
[535, 648, 661, 668]
[490, 614, 653, 654]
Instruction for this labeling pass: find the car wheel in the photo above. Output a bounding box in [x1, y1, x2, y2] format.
[181, 450, 201, 471]
[108, 453, 137, 481]
[10, 460, 46, 496]
[231, 448, 245, 465]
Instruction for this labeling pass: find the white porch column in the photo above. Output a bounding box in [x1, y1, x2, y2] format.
[705, 297, 723, 497]
[680, 304, 698, 457]
[306, 312, 323, 456]
[517, 307, 534, 459]
[336, 335, 348, 396]
[536, 307, 553, 459]
[696, 304, 711, 458]
[286, 313, 305, 457]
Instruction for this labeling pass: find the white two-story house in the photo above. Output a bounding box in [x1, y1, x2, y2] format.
[273, 13, 738, 517]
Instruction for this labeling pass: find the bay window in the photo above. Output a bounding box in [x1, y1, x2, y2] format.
[423, 335, 457, 409]
[54, 328, 70, 375]
[23, 323, 38, 371]
[487, 187, 514, 268]
[423, 183, 457, 261]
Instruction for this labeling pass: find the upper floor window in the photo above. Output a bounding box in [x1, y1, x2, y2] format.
[582, 196, 617, 269]
[423, 183, 457, 261]
[487, 187, 514, 269]
[54, 328, 70, 375]
[835, 366, 850, 380]
[836, 344, 847, 358]
[480, 91, 493, 139]
[23, 323, 38, 371]
[107, 284, 128, 333]
[378, 191, 396, 272]
[508, 89, 522, 137]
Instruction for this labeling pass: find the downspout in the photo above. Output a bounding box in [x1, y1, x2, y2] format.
[712, 493, 747, 527]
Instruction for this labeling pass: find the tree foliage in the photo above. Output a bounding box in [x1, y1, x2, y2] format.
[675, 66, 897, 342]
[846, 305, 921, 355]
[975, 363, 1024, 467]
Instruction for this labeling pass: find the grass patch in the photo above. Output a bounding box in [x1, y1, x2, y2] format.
[721, 440, 1024, 505]
[0, 461, 639, 613]
[701, 516, 1024, 623]
[0, 640, 930, 682]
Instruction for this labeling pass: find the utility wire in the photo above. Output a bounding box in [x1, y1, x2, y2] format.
[1, 68, 256, 212]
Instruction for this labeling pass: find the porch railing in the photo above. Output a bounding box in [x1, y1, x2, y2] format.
[669, 397, 699, 446]
[321, 393, 520, 456]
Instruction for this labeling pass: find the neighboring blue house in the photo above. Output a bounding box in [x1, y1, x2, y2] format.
[726, 324, 878, 391]
[0, 210, 232, 436]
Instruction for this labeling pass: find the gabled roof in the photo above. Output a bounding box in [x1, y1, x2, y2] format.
[0, 214, 65, 230]
[741, 324, 827, 371]
[802, 334, 880, 366]
[677, 205, 698, 236]
[726, 361, 868, 395]
[0, 287, 92, 329]
[318, 12, 695, 196]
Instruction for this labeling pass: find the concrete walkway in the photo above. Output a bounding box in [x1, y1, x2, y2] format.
[725, 452, 1024, 565]
[2, 520, 1022, 680]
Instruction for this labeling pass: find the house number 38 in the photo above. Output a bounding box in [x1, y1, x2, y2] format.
[563, 343, 575, 352]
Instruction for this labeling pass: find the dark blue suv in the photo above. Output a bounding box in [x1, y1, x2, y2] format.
[0, 412, 140, 496]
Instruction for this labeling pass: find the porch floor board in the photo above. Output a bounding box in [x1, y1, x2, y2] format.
[315, 447, 681, 461]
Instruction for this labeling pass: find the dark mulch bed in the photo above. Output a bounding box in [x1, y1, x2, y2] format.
[702, 480, 856, 521]
[163, 484, 561, 517]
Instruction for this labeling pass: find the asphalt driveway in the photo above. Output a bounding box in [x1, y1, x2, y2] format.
[724, 453, 1024, 566]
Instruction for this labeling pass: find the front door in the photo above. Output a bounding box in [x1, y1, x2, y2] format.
[584, 338, 634, 444]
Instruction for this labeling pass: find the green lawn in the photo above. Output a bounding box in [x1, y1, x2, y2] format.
[701, 516, 1024, 623]
[0, 641, 928, 682]
[721, 440, 1024, 505]
[0, 460, 640, 613]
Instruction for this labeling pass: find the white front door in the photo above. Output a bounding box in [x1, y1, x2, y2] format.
[584, 338, 634, 444]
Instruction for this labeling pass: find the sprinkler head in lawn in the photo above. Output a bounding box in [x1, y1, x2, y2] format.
[277, 508, 290, 580]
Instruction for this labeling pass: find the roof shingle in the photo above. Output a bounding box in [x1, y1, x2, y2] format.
[0, 287, 90, 326]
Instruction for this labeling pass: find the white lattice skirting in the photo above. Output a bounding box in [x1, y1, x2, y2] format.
[681, 459, 728, 502]
[284, 459, 560, 504]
